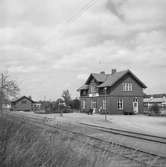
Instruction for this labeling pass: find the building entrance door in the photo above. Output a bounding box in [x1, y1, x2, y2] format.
[133, 98, 138, 114]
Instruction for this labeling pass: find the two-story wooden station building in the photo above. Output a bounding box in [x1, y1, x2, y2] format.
[77, 69, 147, 114]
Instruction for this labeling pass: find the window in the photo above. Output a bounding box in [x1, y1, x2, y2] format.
[122, 83, 132, 91]
[128, 83, 132, 91]
[99, 88, 104, 94]
[82, 100, 86, 109]
[82, 90, 86, 96]
[117, 99, 123, 110]
[90, 86, 97, 93]
[103, 100, 106, 110]
[122, 83, 127, 91]
[133, 97, 138, 102]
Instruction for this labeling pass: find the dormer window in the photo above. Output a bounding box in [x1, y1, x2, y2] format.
[90, 85, 97, 93]
[122, 83, 132, 91]
[82, 90, 86, 95]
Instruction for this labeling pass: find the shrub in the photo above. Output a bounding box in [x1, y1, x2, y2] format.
[150, 104, 160, 115]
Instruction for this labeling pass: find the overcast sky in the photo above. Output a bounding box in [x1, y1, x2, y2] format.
[1, 0, 166, 100]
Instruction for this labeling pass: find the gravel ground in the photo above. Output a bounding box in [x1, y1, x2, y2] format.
[12, 112, 166, 137]
[9, 112, 166, 157]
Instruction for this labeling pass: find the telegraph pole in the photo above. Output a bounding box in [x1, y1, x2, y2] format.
[104, 87, 107, 121]
[0, 73, 4, 113]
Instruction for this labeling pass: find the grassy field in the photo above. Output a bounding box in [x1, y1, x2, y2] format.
[0, 114, 152, 167]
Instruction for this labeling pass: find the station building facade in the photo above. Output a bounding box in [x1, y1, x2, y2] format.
[77, 69, 147, 114]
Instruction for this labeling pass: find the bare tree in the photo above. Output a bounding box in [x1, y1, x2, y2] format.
[0, 72, 20, 112]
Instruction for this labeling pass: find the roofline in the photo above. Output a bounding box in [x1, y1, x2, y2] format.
[85, 73, 94, 85]
[12, 96, 34, 103]
[85, 73, 107, 84]
[127, 70, 147, 88]
[77, 84, 89, 91]
[98, 70, 147, 88]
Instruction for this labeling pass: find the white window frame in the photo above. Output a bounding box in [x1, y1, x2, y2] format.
[127, 83, 130, 91]
[128, 83, 132, 91]
[122, 83, 127, 91]
[82, 100, 86, 109]
[123, 83, 132, 91]
[117, 99, 123, 110]
[90, 86, 96, 93]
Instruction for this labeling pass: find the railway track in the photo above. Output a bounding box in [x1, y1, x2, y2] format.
[80, 122, 166, 145]
[5, 113, 166, 167]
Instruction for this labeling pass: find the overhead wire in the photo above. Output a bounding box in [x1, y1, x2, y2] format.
[66, 0, 99, 24]
[43, 0, 99, 44]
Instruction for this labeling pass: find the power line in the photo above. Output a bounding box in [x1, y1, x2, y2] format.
[66, 0, 99, 24]
[43, 0, 99, 44]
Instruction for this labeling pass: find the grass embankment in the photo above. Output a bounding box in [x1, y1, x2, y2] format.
[0, 115, 141, 167]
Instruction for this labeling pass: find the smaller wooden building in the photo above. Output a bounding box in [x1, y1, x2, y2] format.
[11, 96, 40, 111]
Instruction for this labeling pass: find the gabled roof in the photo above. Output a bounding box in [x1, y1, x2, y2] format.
[77, 84, 89, 91]
[91, 73, 108, 82]
[85, 73, 108, 84]
[77, 69, 147, 91]
[98, 70, 127, 88]
[12, 96, 34, 103]
[98, 70, 147, 88]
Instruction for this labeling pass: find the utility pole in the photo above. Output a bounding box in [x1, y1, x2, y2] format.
[0, 73, 4, 113]
[104, 87, 107, 121]
[59, 99, 63, 117]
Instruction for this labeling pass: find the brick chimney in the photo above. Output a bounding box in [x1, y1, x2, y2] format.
[111, 69, 117, 75]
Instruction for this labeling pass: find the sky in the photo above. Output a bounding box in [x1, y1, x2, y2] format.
[1, 0, 166, 100]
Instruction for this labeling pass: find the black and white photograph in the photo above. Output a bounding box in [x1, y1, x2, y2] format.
[0, 0, 166, 166]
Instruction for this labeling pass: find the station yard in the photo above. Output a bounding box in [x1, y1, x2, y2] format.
[11, 111, 166, 138]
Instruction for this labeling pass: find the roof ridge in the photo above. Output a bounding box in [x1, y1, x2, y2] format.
[98, 70, 147, 88]
[12, 96, 34, 103]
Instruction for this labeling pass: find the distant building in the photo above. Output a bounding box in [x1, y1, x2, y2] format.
[77, 69, 147, 114]
[144, 94, 166, 111]
[33, 102, 42, 111]
[11, 96, 41, 111]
